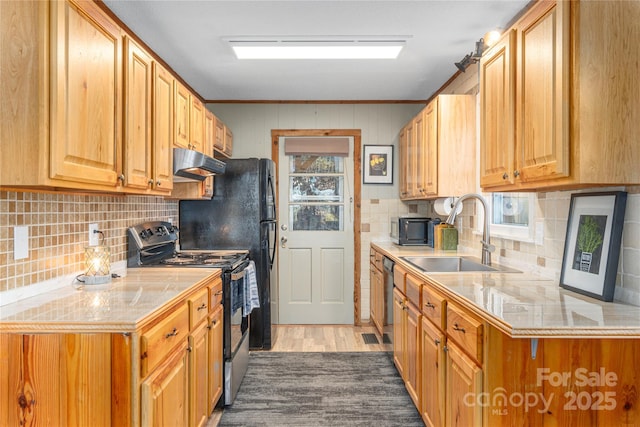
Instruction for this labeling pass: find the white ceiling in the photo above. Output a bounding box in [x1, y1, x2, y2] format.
[102, 0, 530, 102]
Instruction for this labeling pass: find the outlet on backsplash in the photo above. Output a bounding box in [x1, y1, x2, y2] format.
[88, 223, 99, 246]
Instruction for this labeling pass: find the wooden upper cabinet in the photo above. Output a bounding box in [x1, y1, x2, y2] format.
[515, 0, 569, 184]
[174, 80, 191, 149]
[422, 100, 438, 197]
[190, 97, 205, 152]
[481, 1, 569, 190]
[123, 36, 153, 190]
[49, 0, 123, 188]
[224, 125, 233, 157]
[400, 95, 475, 200]
[205, 109, 215, 157]
[152, 62, 174, 192]
[480, 29, 516, 189]
[214, 116, 225, 152]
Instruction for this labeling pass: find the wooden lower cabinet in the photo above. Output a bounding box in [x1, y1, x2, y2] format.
[141, 341, 189, 427]
[446, 340, 482, 427]
[392, 288, 407, 379]
[405, 301, 421, 408]
[1, 333, 112, 427]
[189, 320, 209, 427]
[421, 317, 445, 427]
[208, 305, 224, 413]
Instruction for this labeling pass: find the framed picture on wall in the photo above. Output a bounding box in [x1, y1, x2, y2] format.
[560, 191, 627, 301]
[363, 145, 393, 184]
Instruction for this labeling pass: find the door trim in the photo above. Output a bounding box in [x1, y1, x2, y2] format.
[271, 129, 362, 326]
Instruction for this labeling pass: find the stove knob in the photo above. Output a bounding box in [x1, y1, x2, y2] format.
[156, 226, 166, 235]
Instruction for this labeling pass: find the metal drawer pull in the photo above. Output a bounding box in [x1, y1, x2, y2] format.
[197, 302, 207, 311]
[214, 290, 223, 296]
[453, 323, 466, 333]
[425, 301, 435, 309]
[165, 327, 179, 338]
[434, 339, 440, 345]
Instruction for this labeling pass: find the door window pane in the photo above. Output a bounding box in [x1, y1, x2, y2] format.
[290, 176, 344, 202]
[290, 205, 343, 231]
[290, 155, 343, 173]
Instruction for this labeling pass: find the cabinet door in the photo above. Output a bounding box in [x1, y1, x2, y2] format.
[141, 342, 189, 427]
[446, 341, 482, 427]
[190, 98, 205, 152]
[414, 110, 426, 197]
[405, 121, 417, 199]
[392, 288, 406, 379]
[214, 117, 225, 152]
[50, 0, 122, 187]
[123, 36, 153, 190]
[223, 125, 233, 157]
[398, 127, 409, 199]
[370, 264, 384, 335]
[208, 306, 223, 412]
[422, 101, 438, 197]
[205, 110, 215, 157]
[152, 62, 174, 192]
[174, 80, 190, 149]
[189, 321, 209, 427]
[515, 0, 570, 183]
[421, 318, 445, 427]
[479, 29, 516, 188]
[405, 302, 421, 409]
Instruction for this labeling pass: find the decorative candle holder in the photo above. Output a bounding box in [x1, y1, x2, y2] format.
[84, 245, 111, 285]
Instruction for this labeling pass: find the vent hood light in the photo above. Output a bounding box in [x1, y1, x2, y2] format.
[227, 36, 408, 59]
[173, 147, 226, 181]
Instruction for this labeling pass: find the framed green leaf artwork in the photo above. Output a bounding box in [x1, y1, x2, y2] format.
[560, 191, 627, 301]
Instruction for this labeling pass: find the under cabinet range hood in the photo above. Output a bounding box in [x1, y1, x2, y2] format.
[173, 147, 226, 181]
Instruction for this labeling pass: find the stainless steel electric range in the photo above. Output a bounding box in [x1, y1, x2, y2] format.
[127, 221, 251, 406]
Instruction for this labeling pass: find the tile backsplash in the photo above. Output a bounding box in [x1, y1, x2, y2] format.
[0, 191, 177, 293]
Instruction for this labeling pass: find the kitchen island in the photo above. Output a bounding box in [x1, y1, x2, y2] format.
[372, 241, 640, 427]
[0, 268, 223, 427]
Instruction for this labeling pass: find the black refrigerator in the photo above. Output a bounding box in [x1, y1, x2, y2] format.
[179, 158, 277, 350]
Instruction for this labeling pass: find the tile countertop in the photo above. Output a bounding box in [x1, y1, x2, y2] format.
[0, 268, 221, 333]
[372, 241, 640, 338]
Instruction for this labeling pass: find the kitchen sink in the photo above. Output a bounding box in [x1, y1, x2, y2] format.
[400, 256, 521, 273]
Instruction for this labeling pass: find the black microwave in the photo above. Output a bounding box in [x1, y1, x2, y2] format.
[390, 217, 441, 246]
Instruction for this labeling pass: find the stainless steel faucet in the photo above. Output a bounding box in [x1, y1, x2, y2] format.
[445, 193, 495, 265]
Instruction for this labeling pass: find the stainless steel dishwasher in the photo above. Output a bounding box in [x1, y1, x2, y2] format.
[382, 256, 395, 343]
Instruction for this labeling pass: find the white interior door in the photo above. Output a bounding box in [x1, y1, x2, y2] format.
[278, 137, 354, 324]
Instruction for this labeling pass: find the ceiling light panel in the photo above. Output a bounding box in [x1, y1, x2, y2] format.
[227, 36, 408, 59]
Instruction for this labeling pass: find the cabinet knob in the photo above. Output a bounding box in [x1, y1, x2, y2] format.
[513, 170, 520, 177]
[147, 179, 154, 186]
[434, 339, 441, 346]
[118, 174, 125, 182]
[156, 180, 162, 186]
[502, 172, 509, 180]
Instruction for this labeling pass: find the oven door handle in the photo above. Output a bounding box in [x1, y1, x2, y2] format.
[231, 269, 247, 281]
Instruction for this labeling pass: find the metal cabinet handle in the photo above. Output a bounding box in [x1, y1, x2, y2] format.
[118, 174, 125, 182]
[513, 170, 520, 177]
[452, 323, 466, 333]
[502, 172, 509, 180]
[147, 179, 154, 186]
[165, 327, 179, 338]
[425, 301, 435, 309]
[197, 302, 207, 311]
[156, 180, 162, 186]
[434, 339, 441, 345]
[214, 290, 223, 296]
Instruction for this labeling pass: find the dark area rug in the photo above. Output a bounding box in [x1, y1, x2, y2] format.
[219, 351, 424, 426]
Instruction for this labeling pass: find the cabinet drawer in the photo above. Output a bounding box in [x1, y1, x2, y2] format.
[394, 264, 407, 295]
[209, 278, 223, 308]
[422, 285, 446, 330]
[446, 303, 483, 365]
[141, 303, 189, 377]
[405, 273, 422, 308]
[189, 287, 210, 328]
[369, 249, 383, 272]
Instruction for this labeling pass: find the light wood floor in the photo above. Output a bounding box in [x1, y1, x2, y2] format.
[270, 324, 392, 352]
[207, 324, 392, 426]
